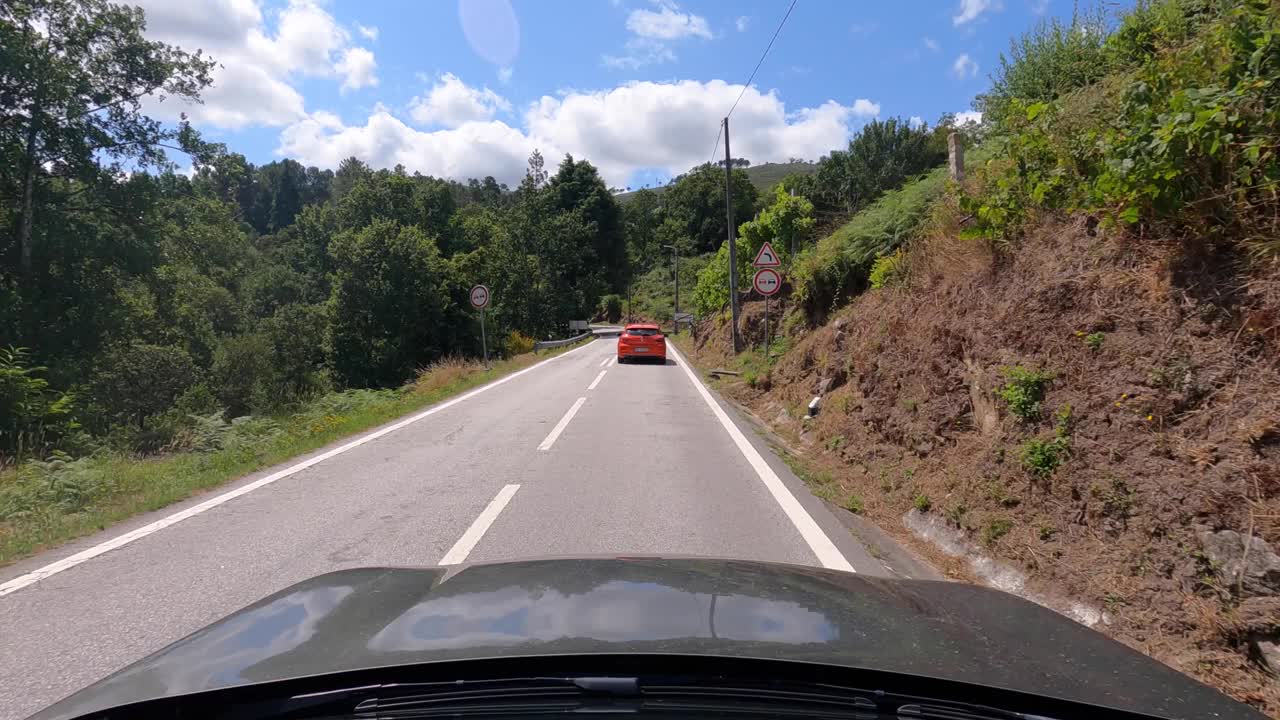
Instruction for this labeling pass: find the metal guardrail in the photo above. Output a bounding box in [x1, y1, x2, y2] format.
[533, 331, 593, 351]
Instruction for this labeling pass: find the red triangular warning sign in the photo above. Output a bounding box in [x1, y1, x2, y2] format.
[752, 241, 781, 267]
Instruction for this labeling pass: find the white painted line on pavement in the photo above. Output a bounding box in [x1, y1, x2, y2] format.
[438, 484, 520, 565]
[598, 356, 611, 368]
[668, 344, 855, 572]
[587, 370, 606, 390]
[0, 341, 598, 598]
[538, 397, 586, 451]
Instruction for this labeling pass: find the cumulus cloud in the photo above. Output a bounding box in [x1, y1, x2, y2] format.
[279, 80, 881, 187]
[133, 0, 378, 128]
[626, 1, 711, 40]
[954, 110, 984, 125]
[1030, 0, 1049, 14]
[952, 53, 979, 79]
[735, 16, 750, 32]
[336, 48, 378, 92]
[410, 73, 512, 127]
[923, 36, 940, 51]
[498, 66, 513, 83]
[953, 0, 998, 25]
[356, 23, 378, 41]
[908, 116, 925, 128]
[604, 1, 709, 70]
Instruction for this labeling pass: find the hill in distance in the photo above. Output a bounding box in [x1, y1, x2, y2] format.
[614, 161, 816, 204]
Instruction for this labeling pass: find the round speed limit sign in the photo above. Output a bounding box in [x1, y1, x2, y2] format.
[752, 268, 781, 296]
[469, 284, 490, 309]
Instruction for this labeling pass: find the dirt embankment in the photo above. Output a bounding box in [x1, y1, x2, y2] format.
[688, 214, 1280, 714]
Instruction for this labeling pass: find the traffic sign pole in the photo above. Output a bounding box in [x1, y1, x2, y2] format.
[480, 307, 489, 368]
[470, 285, 491, 367]
[765, 294, 769, 355]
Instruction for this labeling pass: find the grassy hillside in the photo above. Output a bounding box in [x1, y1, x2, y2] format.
[615, 161, 815, 204]
[682, 1, 1280, 713]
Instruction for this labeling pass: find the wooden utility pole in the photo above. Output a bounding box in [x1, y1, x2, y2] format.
[723, 117, 742, 352]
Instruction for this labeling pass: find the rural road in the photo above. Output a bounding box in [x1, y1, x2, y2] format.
[0, 334, 896, 720]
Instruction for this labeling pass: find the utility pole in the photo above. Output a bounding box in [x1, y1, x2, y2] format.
[662, 244, 680, 318]
[723, 117, 742, 352]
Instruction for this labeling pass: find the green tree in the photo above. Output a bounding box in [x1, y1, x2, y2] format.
[1, 0, 215, 277]
[661, 163, 758, 254]
[0, 346, 77, 459]
[89, 343, 197, 428]
[737, 185, 816, 262]
[328, 219, 454, 387]
[209, 332, 274, 417]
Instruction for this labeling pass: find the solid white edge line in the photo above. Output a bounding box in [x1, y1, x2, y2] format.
[0, 341, 598, 598]
[587, 370, 607, 391]
[537, 397, 586, 451]
[668, 344, 855, 572]
[437, 484, 520, 565]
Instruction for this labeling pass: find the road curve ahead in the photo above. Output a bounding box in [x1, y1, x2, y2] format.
[0, 337, 886, 720]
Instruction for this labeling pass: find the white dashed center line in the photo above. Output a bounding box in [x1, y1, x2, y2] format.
[538, 397, 586, 451]
[587, 370, 606, 390]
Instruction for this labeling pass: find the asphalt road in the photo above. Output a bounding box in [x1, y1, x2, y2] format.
[0, 335, 892, 720]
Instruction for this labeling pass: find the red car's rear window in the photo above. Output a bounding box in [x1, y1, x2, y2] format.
[625, 327, 660, 336]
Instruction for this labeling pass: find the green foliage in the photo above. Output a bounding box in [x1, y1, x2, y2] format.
[846, 494, 865, 514]
[792, 169, 947, 320]
[1019, 435, 1068, 477]
[798, 118, 947, 214]
[210, 333, 275, 418]
[0, 347, 78, 460]
[869, 249, 907, 290]
[1084, 331, 1106, 351]
[629, 253, 710, 321]
[998, 365, 1054, 421]
[913, 493, 933, 512]
[329, 219, 453, 387]
[504, 331, 536, 356]
[967, 0, 1280, 254]
[737, 185, 816, 262]
[597, 294, 624, 323]
[691, 240, 753, 317]
[89, 343, 197, 429]
[975, 10, 1112, 127]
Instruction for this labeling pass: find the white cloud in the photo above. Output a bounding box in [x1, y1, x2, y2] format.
[279, 80, 881, 187]
[605, 1, 710, 70]
[953, 0, 998, 25]
[923, 36, 940, 51]
[952, 53, 979, 79]
[133, 0, 378, 128]
[356, 23, 379, 41]
[410, 73, 512, 127]
[954, 110, 983, 125]
[735, 15, 750, 32]
[1030, 0, 1049, 14]
[498, 66, 513, 84]
[850, 22, 879, 36]
[626, 1, 711, 40]
[908, 115, 925, 128]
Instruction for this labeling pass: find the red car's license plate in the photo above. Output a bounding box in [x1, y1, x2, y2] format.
[633, 346, 649, 352]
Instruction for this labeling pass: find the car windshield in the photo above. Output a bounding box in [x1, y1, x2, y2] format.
[4, 0, 1275, 719]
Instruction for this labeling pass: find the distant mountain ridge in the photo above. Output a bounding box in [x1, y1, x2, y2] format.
[614, 161, 816, 204]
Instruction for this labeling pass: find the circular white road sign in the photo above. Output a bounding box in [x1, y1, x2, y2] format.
[469, 284, 491, 309]
[753, 268, 781, 296]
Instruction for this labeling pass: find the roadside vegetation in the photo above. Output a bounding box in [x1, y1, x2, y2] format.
[683, 0, 1280, 713]
[0, 344, 584, 564]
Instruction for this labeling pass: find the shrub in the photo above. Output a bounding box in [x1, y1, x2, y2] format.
[90, 343, 197, 429]
[1084, 332, 1105, 351]
[998, 366, 1053, 421]
[0, 346, 78, 460]
[597, 294, 623, 323]
[792, 168, 947, 320]
[869, 249, 906, 289]
[984, 518, 1014, 545]
[846, 494, 865, 514]
[1020, 435, 1068, 477]
[210, 333, 276, 418]
[504, 331, 536, 356]
[913, 493, 933, 512]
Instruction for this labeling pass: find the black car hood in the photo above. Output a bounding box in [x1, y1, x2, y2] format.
[33, 557, 1258, 720]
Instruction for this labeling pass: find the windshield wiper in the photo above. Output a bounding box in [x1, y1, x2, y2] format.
[307, 676, 1058, 720]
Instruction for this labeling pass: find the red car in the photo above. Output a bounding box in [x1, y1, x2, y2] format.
[617, 323, 666, 363]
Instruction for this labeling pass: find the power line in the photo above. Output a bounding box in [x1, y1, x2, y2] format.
[728, 0, 798, 119]
[707, 0, 799, 166]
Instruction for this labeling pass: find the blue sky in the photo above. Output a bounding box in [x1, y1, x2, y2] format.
[137, 0, 1105, 189]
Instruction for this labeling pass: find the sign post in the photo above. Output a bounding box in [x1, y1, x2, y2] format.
[752, 267, 781, 354]
[470, 285, 491, 367]
[752, 242, 782, 353]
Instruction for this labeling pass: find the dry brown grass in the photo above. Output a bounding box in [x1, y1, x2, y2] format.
[687, 214, 1280, 716]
